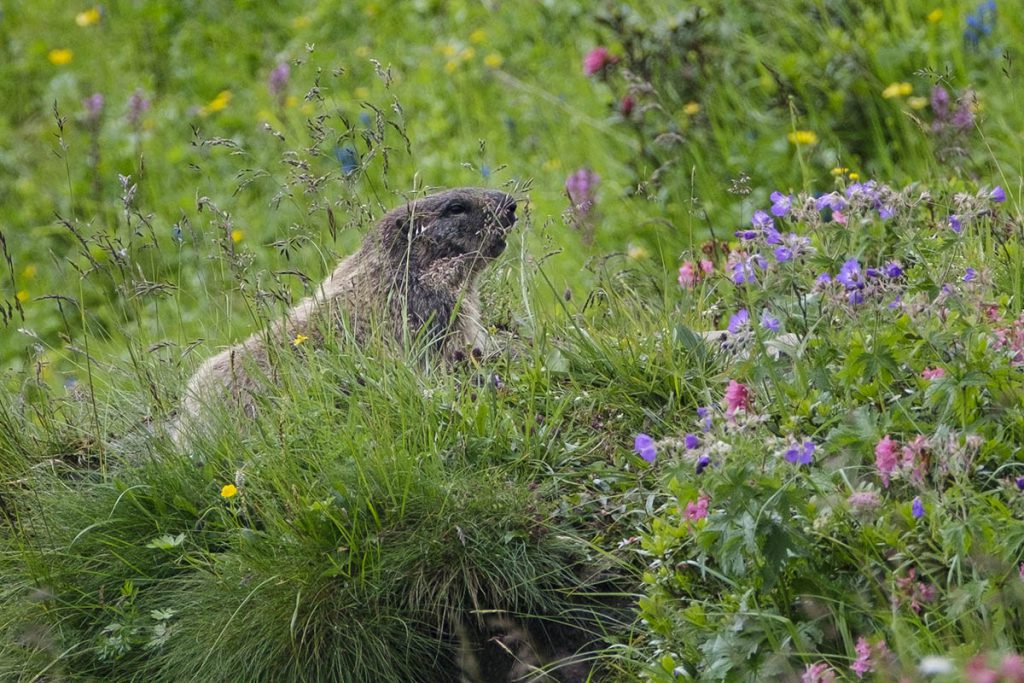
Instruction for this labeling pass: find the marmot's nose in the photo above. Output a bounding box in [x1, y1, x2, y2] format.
[491, 192, 517, 228]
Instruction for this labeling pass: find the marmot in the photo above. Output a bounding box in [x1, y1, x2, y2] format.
[174, 187, 517, 440]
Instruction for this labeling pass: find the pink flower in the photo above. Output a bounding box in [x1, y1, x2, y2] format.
[875, 435, 899, 488]
[684, 494, 709, 522]
[620, 94, 635, 117]
[921, 367, 946, 380]
[678, 261, 698, 288]
[724, 380, 751, 418]
[583, 46, 615, 76]
[851, 637, 873, 678]
[1000, 654, 1024, 681]
[901, 435, 929, 484]
[801, 662, 836, 683]
[847, 490, 882, 512]
[965, 656, 1001, 683]
[700, 259, 714, 274]
[1019, 562, 1024, 580]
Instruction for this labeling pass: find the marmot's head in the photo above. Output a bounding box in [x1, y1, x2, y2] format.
[379, 188, 518, 271]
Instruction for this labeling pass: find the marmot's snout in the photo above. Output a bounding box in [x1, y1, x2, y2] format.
[482, 191, 518, 256]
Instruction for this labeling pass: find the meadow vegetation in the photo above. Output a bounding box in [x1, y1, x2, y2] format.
[1, 0, 1023, 680]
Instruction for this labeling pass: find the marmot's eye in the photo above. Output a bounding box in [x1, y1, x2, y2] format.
[446, 202, 467, 216]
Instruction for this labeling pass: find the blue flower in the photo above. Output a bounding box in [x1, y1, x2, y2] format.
[334, 145, 359, 175]
[761, 310, 780, 332]
[696, 407, 712, 432]
[770, 191, 793, 217]
[949, 215, 963, 233]
[816, 272, 832, 285]
[815, 192, 847, 212]
[773, 246, 793, 262]
[684, 433, 700, 449]
[634, 433, 657, 463]
[879, 205, 895, 220]
[911, 496, 925, 519]
[884, 262, 903, 278]
[730, 253, 767, 285]
[964, 268, 978, 282]
[728, 308, 750, 334]
[695, 455, 710, 475]
[784, 440, 815, 465]
[734, 229, 758, 241]
[990, 186, 1006, 203]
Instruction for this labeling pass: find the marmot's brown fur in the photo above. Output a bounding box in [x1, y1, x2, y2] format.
[175, 188, 517, 438]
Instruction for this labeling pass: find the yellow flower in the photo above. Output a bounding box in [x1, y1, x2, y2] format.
[469, 29, 486, 44]
[230, 229, 243, 243]
[459, 47, 475, 61]
[200, 90, 232, 115]
[849, 172, 860, 181]
[927, 8, 943, 23]
[484, 52, 503, 69]
[75, 7, 101, 26]
[908, 96, 928, 110]
[787, 130, 819, 145]
[48, 48, 73, 65]
[292, 333, 309, 347]
[439, 43, 457, 57]
[292, 15, 312, 29]
[220, 484, 238, 498]
[16, 290, 29, 303]
[682, 101, 700, 116]
[354, 86, 370, 99]
[444, 60, 458, 74]
[285, 95, 298, 108]
[355, 45, 371, 58]
[21, 264, 37, 279]
[882, 82, 913, 99]
[830, 166, 848, 176]
[627, 244, 649, 260]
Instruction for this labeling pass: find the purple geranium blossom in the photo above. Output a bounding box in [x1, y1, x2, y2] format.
[836, 258, 863, 289]
[695, 455, 710, 475]
[815, 192, 847, 212]
[684, 433, 700, 449]
[949, 215, 963, 233]
[770, 191, 793, 217]
[784, 440, 815, 465]
[730, 253, 767, 285]
[884, 262, 903, 278]
[761, 310, 780, 332]
[728, 308, 750, 334]
[911, 496, 925, 519]
[964, 268, 977, 282]
[990, 186, 1007, 202]
[634, 433, 656, 463]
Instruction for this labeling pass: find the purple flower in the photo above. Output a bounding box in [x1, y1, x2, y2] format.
[728, 308, 750, 334]
[866, 267, 882, 279]
[884, 262, 903, 278]
[566, 168, 600, 216]
[126, 89, 151, 126]
[634, 433, 656, 464]
[949, 215, 963, 233]
[815, 192, 847, 212]
[770, 191, 793, 217]
[784, 440, 815, 465]
[684, 433, 700, 449]
[773, 246, 792, 262]
[836, 258, 863, 289]
[931, 85, 951, 117]
[761, 310, 780, 332]
[990, 186, 1007, 203]
[696, 406, 712, 432]
[1015, 476, 1024, 491]
[879, 205, 895, 220]
[752, 210, 774, 231]
[735, 229, 758, 241]
[729, 253, 766, 285]
[964, 268, 977, 282]
[268, 62, 290, 101]
[816, 272, 832, 285]
[911, 496, 925, 519]
[848, 289, 865, 305]
[82, 92, 104, 125]
[695, 455, 710, 475]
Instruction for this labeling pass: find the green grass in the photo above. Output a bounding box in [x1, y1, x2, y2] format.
[2, 0, 1024, 680]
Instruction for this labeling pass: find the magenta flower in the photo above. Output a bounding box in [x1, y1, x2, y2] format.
[921, 367, 946, 380]
[851, 637, 873, 678]
[565, 168, 600, 216]
[678, 261, 699, 288]
[634, 433, 656, 464]
[619, 94, 635, 117]
[583, 46, 614, 76]
[684, 494, 709, 522]
[724, 380, 751, 417]
[801, 662, 837, 683]
[268, 62, 290, 102]
[875, 435, 899, 487]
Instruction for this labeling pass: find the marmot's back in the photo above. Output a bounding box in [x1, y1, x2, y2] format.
[174, 188, 517, 441]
